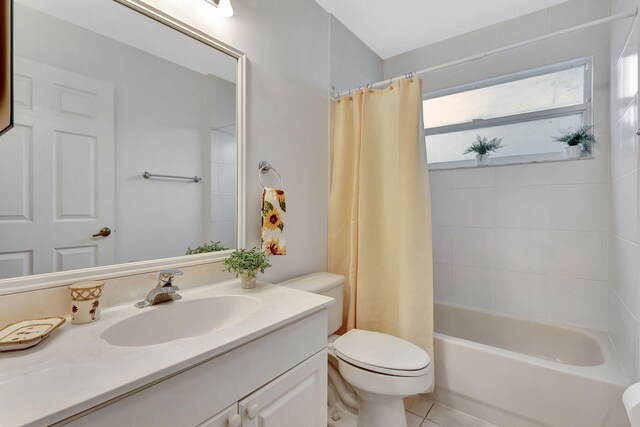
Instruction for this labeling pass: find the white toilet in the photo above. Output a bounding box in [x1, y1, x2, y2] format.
[279, 272, 432, 427]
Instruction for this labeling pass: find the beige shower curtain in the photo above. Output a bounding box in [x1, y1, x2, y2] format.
[329, 78, 434, 369]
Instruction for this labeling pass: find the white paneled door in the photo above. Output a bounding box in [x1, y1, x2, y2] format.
[0, 57, 115, 279]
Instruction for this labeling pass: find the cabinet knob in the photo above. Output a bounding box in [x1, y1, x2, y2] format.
[227, 414, 241, 427]
[246, 404, 260, 419]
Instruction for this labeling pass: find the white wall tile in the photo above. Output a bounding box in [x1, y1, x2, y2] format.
[432, 226, 451, 264]
[546, 156, 608, 185]
[212, 193, 237, 222]
[610, 235, 639, 317]
[620, 28, 638, 116]
[451, 228, 496, 269]
[217, 163, 237, 194]
[547, 184, 608, 232]
[452, 188, 497, 228]
[547, 231, 608, 281]
[212, 221, 236, 249]
[434, 262, 452, 302]
[451, 266, 495, 310]
[210, 162, 218, 191]
[431, 189, 452, 227]
[451, 168, 496, 188]
[495, 271, 546, 319]
[429, 170, 452, 190]
[214, 131, 238, 165]
[609, 287, 639, 380]
[495, 163, 547, 187]
[496, 186, 548, 229]
[611, 100, 638, 179]
[494, 229, 548, 274]
[611, 170, 638, 242]
[547, 277, 608, 331]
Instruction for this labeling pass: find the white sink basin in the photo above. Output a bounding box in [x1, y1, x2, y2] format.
[101, 296, 262, 347]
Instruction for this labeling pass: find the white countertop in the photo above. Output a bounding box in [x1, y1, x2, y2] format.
[0, 281, 333, 427]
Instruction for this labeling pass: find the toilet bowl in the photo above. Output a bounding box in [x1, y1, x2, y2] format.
[279, 272, 432, 427]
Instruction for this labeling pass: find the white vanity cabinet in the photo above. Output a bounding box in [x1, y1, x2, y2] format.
[196, 352, 327, 427]
[198, 405, 240, 427]
[239, 350, 327, 427]
[61, 311, 328, 427]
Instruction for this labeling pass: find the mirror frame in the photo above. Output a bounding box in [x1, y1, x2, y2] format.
[0, 0, 13, 136]
[0, 0, 246, 296]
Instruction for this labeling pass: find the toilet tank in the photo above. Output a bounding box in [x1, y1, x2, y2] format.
[279, 272, 344, 335]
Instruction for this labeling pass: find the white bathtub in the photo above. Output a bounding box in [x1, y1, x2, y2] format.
[432, 302, 630, 427]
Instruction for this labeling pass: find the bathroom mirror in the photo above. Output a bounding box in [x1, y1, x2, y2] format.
[0, 0, 245, 285]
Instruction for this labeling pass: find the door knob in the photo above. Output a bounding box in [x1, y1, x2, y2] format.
[92, 227, 111, 238]
[227, 414, 241, 427]
[246, 404, 260, 419]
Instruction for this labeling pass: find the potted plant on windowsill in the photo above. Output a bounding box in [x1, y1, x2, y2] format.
[463, 136, 504, 165]
[553, 125, 596, 159]
[223, 247, 272, 289]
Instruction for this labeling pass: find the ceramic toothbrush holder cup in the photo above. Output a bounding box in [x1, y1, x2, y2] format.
[68, 281, 105, 324]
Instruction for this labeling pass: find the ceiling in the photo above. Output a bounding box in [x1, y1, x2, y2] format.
[316, 0, 572, 59]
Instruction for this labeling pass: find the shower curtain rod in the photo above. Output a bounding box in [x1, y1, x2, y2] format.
[335, 8, 638, 98]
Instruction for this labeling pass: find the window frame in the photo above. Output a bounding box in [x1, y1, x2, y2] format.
[423, 57, 594, 166]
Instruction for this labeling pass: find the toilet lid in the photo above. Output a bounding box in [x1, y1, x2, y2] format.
[332, 329, 431, 377]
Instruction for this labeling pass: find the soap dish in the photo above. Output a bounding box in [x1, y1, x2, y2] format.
[0, 317, 66, 352]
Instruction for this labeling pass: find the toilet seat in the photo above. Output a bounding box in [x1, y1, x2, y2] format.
[332, 329, 431, 377]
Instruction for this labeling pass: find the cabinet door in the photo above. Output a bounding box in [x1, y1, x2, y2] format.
[239, 351, 327, 427]
[198, 404, 240, 427]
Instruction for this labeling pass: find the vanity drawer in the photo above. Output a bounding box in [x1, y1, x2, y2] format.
[59, 311, 327, 427]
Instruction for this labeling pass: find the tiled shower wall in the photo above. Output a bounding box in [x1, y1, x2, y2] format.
[430, 160, 609, 331]
[610, 0, 640, 380]
[210, 76, 237, 249]
[383, 0, 613, 333]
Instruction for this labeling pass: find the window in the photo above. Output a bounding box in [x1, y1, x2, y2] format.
[423, 59, 592, 166]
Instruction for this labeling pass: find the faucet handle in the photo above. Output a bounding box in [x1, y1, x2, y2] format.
[158, 269, 183, 286]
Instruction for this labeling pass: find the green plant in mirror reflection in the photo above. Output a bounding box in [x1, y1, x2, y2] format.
[186, 241, 228, 255]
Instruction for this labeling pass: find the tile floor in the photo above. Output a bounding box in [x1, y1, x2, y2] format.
[404, 395, 497, 427]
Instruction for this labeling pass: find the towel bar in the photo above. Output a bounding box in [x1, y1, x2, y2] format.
[142, 171, 202, 183]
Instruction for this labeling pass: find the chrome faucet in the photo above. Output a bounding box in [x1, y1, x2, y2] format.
[135, 269, 183, 308]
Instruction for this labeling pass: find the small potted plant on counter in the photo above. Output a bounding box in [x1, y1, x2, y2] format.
[185, 241, 228, 255]
[553, 125, 596, 159]
[463, 136, 504, 165]
[223, 247, 272, 289]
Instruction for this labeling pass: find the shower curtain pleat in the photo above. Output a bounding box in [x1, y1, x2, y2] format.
[329, 79, 434, 386]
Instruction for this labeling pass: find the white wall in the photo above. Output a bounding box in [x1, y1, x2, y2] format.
[385, 0, 612, 332]
[610, 0, 640, 381]
[330, 16, 383, 95]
